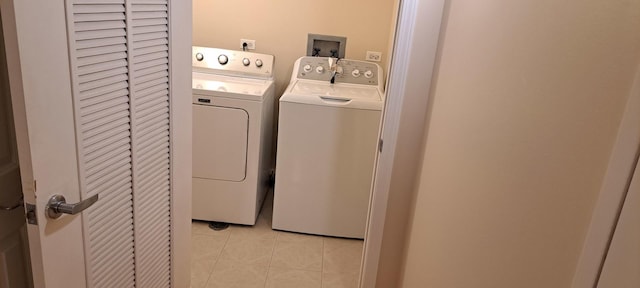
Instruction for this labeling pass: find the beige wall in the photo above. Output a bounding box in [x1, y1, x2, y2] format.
[193, 0, 397, 96]
[400, 1, 640, 287]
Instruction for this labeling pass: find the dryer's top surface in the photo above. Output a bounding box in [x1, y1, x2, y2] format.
[193, 72, 274, 101]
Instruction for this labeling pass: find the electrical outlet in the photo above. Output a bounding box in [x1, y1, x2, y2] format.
[366, 51, 382, 62]
[240, 39, 256, 50]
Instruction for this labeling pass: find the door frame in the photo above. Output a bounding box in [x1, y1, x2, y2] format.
[0, 0, 44, 284]
[571, 68, 640, 288]
[360, 0, 447, 287]
[0, 2, 31, 286]
[168, 0, 192, 287]
[1, 0, 450, 286]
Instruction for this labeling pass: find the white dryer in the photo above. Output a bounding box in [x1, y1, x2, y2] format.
[273, 57, 384, 239]
[192, 46, 275, 225]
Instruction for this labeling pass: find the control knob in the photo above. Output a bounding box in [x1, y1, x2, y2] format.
[351, 69, 361, 77]
[364, 70, 374, 79]
[316, 66, 324, 74]
[218, 54, 228, 65]
[255, 59, 263, 68]
[195, 53, 204, 61]
[303, 64, 312, 72]
[242, 58, 250, 66]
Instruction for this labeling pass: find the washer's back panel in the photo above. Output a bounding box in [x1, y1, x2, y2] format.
[293, 56, 382, 87]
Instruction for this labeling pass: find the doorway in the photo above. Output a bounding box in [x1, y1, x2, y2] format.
[2, 0, 444, 286]
[190, 0, 398, 287]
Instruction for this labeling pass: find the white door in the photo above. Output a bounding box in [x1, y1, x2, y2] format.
[597, 153, 640, 288]
[0, 12, 31, 287]
[1, 0, 192, 287]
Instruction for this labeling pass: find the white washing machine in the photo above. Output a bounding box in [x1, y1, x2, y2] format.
[192, 46, 275, 225]
[273, 56, 384, 238]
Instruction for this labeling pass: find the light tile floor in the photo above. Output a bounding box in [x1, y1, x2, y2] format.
[191, 192, 364, 288]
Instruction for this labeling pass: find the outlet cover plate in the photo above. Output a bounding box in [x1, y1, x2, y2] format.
[240, 39, 256, 50]
[366, 51, 382, 62]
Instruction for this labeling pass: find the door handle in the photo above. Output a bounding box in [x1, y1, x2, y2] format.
[45, 194, 99, 219]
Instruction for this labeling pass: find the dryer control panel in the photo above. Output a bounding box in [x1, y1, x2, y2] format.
[192, 46, 274, 79]
[294, 56, 383, 87]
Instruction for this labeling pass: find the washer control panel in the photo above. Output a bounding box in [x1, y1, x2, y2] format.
[192, 46, 274, 78]
[295, 57, 382, 86]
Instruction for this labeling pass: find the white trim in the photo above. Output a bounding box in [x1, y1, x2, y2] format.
[0, 1, 43, 286]
[168, 0, 192, 287]
[360, 0, 415, 285]
[360, 0, 446, 286]
[3, 0, 90, 286]
[571, 68, 640, 288]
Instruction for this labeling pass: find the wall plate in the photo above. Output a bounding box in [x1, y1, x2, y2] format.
[366, 51, 382, 62]
[307, 33, 347, 58]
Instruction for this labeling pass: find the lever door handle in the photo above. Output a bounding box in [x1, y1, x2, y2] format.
[45, 194, 99, 219]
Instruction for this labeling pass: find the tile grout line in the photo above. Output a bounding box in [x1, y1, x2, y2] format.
[202, 230, 231, 288]
[321, 236, 325, 288]
[263, 192, 278, 288]
[263, 193, 277, 288]
[264, 229, 280, 288]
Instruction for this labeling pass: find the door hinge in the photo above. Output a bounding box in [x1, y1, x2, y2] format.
[379, 138, 383, 153]
[25, 203, 37, 225]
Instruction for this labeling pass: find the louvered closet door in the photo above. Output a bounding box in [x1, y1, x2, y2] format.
[66, 1, 171, 287]
[129, 1, 172, 288]
[69, 2, 135, 287]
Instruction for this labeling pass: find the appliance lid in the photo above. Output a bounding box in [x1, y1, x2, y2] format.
[193, 71, 274, 101]
[280, 80, 383, 111]
[289, 81, 382, 101]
